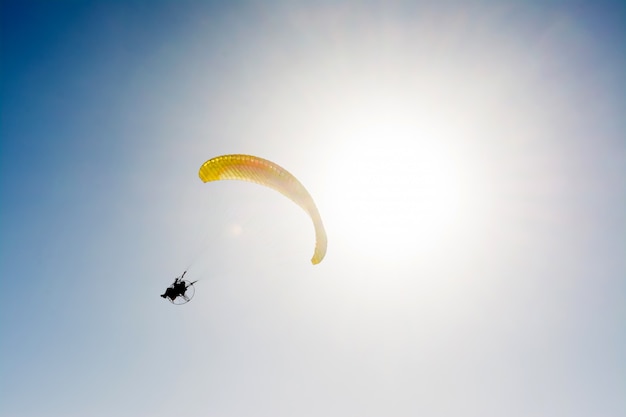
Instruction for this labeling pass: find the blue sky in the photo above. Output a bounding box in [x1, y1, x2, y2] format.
[1, 1, 624, 416]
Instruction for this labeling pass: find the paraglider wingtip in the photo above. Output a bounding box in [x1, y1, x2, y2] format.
[311, 247, 327, 265]
[311, 256, 324, 265]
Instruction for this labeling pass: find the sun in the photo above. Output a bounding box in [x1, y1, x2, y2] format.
[320, 100, 476, 265]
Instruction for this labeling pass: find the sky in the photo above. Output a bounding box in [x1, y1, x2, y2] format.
[1, 0, 624, 416]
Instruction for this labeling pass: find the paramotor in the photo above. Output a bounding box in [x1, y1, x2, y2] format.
[161, 272, 197, 305]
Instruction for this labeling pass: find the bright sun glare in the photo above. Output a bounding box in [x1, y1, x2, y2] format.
[322, 97, 477, 264]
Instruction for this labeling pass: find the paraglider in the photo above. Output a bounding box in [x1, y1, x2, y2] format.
[198, 154, 327, 264]
[160, 271, 197, 305]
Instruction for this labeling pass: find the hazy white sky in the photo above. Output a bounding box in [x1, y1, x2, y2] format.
[1, 1, 624, 416]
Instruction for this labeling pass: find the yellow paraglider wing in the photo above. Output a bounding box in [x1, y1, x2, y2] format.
[198, 154, 327, 265]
